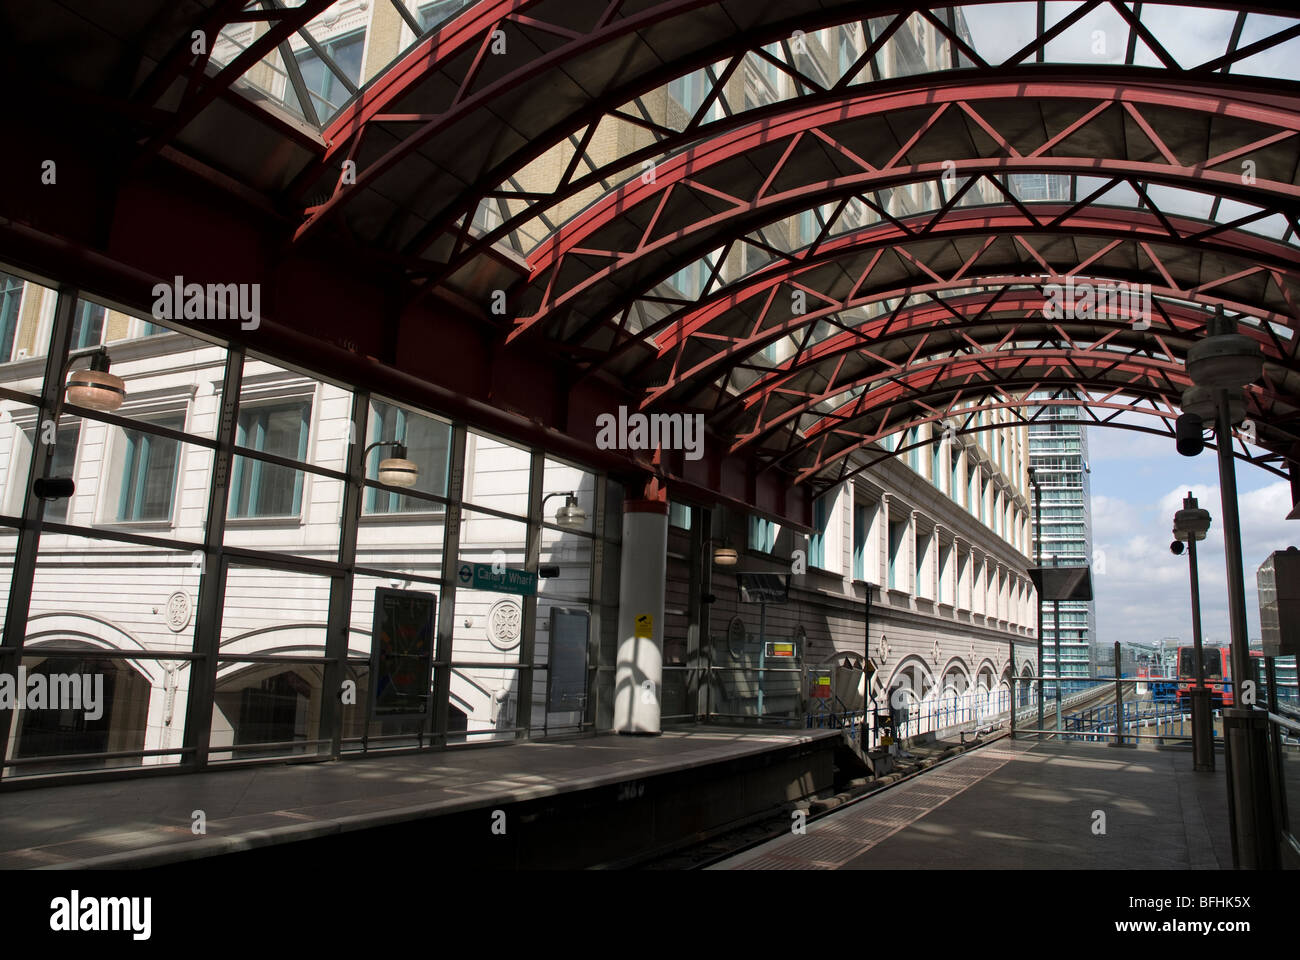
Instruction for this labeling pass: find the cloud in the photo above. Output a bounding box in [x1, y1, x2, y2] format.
[1092, 479, 1297, 652]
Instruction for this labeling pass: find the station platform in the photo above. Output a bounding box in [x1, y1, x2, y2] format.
[0, 726, 840, 870]
[715, 738, 1233, 870]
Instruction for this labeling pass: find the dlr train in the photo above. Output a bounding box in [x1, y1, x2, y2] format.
[1174, 646, 1261, 707]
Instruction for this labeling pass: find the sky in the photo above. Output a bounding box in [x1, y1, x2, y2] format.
[1086, 425, 1293, 651]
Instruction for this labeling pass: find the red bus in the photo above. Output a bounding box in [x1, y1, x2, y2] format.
[1175, 646, 1261, 707]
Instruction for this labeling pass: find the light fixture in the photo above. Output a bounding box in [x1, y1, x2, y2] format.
[365, 440, 419, 488]
[541, 490, 587, 528]
[1172, 493, 1211, 543]
[65, 349, 125, 413]
[555, 494, 587, 529]
[1185, 319, 1263, 390]
[712, 540, 739, 566]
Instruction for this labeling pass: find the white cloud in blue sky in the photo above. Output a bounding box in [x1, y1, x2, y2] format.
[1087, 425, 1295, 651]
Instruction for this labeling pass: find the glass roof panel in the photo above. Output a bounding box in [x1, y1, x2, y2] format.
[217, 0, 485, 131]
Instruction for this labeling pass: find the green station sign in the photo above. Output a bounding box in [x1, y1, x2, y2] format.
[458, 562, 537, 596]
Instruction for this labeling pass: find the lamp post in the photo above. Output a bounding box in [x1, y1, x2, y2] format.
[1029, 466, 1044, 736]
[1170, 492, 1214, 772]
[1183, 306, 1276, 868]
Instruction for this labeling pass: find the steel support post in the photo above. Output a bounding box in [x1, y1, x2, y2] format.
[1215, 389, 1277, 868]
[0, 284, 78, 766]
[1186, 535, 1215, 771]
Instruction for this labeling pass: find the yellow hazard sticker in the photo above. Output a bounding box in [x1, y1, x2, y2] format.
[634, 613, 653, 639]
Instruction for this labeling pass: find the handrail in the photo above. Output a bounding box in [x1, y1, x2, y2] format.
[1268, 710, 1300, 735]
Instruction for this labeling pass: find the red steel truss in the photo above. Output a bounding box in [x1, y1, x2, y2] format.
[7, 0, 1300, 501]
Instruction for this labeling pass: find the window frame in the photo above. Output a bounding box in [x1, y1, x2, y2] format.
[114, 412, 187, 525]
[228, 398, 313, 521]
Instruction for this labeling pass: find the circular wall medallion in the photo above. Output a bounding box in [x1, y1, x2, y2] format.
[487, 598, 523, 650]
[165, 591, 192, 633]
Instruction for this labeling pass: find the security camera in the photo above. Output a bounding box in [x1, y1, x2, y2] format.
[1170, 540, 1185, 555]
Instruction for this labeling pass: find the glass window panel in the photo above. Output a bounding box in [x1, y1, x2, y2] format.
[0, 271, 29, 363]
[239, 356, 351, 471]
[668, 501, 692, 529]
[115, 414, 185, 523]
[63, 308, 229, 442]
[295, 30, 365, 119]
[538, 529, 592, 605]
[419, 0, 475, 32]
[541, 457, 594, 534]
[69, 419, 214, 543]
[29, 532, 202, 651]
[0, 532, 13, 634]
[69, 299, 105, 350]
[3, 652, 188, 776]
[225, 463, 344, 560]
[41, 419, 80, 525]
[349, 572, 441, 660]
[445, 665, 523, 743]
[210, 660, 325, 761]
[228, 452, 304, 519]
[452, 509, 528, 669]
[363, 397, 451, 511]
[0, 400, 39, 519]
[463, 430, 530, 517]
[0, 273, 55, 399]
[337, 661, 453, 751]
[220, 564, 332, 659]
[229, 397, 311, 518]
[355, 493, 447, 564]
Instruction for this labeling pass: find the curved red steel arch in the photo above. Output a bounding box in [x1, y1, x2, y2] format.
[430, 72, 1300, 281]
[293, 0, 1300, 266]
[717, 296, 1294, 452]
[294, 0, 914, 236]
[605, 210, 1300, 404]
[798, 395, 1277, 490]
[517, 210, 1300, 357]
[523, 79, 1300, 276]
[725, 290, 1286, 418]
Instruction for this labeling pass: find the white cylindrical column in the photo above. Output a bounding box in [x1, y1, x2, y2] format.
[613, 499, 668, 734]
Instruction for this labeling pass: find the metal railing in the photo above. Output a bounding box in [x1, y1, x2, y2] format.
[1266, 708, 1300, 863]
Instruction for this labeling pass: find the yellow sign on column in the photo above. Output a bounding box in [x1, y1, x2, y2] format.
[634, 613, 654, 639]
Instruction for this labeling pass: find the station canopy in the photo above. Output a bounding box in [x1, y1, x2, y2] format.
[6, 0, 1300, 508]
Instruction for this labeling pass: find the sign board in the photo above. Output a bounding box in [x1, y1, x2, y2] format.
[634, 613, 654, 639]
[810, 674, 833, 699]
[546, 608, 590, 714]
[457, 562, 537, 596]
[1028, 565, 1093, 602]
[766, 641, 796, 658]
[369, 588, 437, 720]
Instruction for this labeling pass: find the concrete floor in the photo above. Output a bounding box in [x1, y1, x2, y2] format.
[0, 726, 838, 868]
[717, 739, 1234, 870]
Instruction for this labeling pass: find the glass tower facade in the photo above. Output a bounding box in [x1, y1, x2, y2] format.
[1028, 396, 1096, 690]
